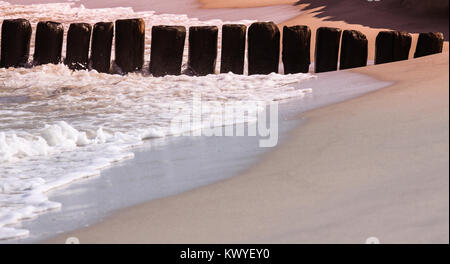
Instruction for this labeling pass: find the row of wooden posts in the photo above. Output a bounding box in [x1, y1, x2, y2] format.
[0, 18, 445, 76]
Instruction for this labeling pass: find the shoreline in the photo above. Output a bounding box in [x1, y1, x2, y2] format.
[46, 52, 449, 244]
[7, 70, 390, 243]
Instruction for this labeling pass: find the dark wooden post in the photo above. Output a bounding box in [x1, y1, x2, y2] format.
[315, 27, 342, 73]
[150, 26, 186, 77]
[282, 25, 311, 74]
[248, 22, 280, 75]
[414, 32, 444, 58]
[393, 31, 411, 62]
[339, 29, 368, 70]
[65, 23, 92, 70]
[0, 19, 32, 68]
[115, 18, 145, 74]
[220, 24, 246, 74]
[33, 21, 64, 65]
[375, 31, 395, 64]
[375, 31, 412, 64]
[187, 26, 218, 76]
[90, 22, 114, 73]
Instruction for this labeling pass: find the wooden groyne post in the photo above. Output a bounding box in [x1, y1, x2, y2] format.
[248, 22, 280, 75]
[220, 24, 247, 74]
[375, 31, 412, 64]
[115, 18, 145, 74]
[0, 19, 32, 68]
[90, 22, 114, 73]
[33, 21, 64, 65]
[282, 25, 311, 74]
[339, 30, 368, 70]
[315, 27, 342, 73]
[150, 25, 186, 77]
[414, 32, 444, 58]
[187, 26, 218, 76]
[393, 31, 412, 62]
[65, 23, 92, 70]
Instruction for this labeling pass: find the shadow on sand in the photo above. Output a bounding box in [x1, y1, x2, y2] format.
[295, 0, 449, 40]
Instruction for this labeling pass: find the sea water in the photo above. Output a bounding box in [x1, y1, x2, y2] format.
[0, 2, 315, 240]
